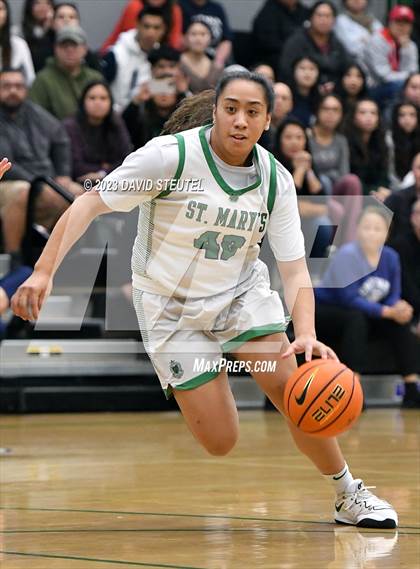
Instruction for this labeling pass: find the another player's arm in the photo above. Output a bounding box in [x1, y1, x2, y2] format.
[11, 191, 112, 321]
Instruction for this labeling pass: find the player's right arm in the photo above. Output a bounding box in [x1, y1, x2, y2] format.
[11, 191, 112, 321]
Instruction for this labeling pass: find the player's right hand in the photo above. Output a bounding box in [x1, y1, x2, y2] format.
[11, 271, 53, 321]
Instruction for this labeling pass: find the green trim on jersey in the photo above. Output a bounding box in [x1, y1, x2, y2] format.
[199, 125, 262, 197]
[156, 133, 186, 198]
[267, 152, 277, 214]
[222, 321, 290, 353]
[165, 369, 219, 399]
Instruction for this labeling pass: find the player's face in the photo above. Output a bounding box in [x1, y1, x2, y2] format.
[357, 212, 388, 252]
[212, 79, 271, 165]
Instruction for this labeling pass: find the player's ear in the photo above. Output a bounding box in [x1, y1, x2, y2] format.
[212, 104, 216, 124]
[264, 113, 271, 131]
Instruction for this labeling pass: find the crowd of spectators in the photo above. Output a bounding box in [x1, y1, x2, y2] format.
[0, 0, 419, 406]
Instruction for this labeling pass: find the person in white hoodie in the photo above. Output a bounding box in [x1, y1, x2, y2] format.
[103, 6, 167, 112]
[334, 0, 382, 63]
[0, 0, 35, 85]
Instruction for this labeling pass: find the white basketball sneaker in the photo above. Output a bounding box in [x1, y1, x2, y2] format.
[334, 479, 398, 529]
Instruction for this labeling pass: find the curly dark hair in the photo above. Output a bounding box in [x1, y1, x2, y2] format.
[161, 89, 215, 135]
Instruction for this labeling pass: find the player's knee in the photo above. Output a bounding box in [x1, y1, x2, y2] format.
[204, 431, 238, 456]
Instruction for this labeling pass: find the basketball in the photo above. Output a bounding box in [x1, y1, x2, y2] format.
[284, 360, 363, 437]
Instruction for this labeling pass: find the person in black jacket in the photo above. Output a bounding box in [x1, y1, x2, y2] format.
[252, 0, 309, 78]
[385, 152, 420, 241]
[390, 198, 420, 334]
[280, 1, 351, 94]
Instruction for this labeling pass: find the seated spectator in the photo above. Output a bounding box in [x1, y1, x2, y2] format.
[315, 206, 420, 408]
[123, 46, 187, 147]
[63, 80, 132, 184]
[344, 98, 391, 200]
[387, 102, 420, 190]
[29, 26, 102, 120]
[309, 94, 362, 243]
[334, 0, 382, 63]
[102, 6, 167, 112]
[391, 199, 420, 338]
[0, 0, 34, 84]
[101, 0, 183, 54]
[252, 0, 309, 78]
[385, 152, 420, 241]
[21, 0, 54, 73]
[280, 1, 351, 95]
[180, 20, 222, 93]
[250, 63, 275, 84]
[0, 68, 82, 259]
[362, 5, 418, 107]
[274, 118, 331, 257]
[289, 55, 320, 127]
[402, 73, 420, 109]
[335, 63, 368, 114]
[179, 0, 232, 68]
[52, 2, 102, 74]
[258, 81, 293, 151]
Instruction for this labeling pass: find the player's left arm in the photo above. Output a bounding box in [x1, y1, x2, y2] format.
[277, 256, 338, 363]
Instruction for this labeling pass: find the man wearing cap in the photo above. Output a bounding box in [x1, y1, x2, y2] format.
[29, 25, 102, 120]
[363, 5, 418, 102]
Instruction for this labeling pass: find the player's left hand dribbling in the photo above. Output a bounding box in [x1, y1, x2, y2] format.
[281, 335, 339, 362]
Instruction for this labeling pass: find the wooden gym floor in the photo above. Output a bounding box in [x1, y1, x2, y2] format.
[0, 409, 419, 568]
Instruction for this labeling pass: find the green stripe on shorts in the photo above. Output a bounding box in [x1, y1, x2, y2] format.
[165, 370, 219, 399]
[222, 322, 289, 353]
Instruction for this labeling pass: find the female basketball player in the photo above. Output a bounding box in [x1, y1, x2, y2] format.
[10, 73, 397, 529]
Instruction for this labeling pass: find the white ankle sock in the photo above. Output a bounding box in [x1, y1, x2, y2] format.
[324, 463, 354, 495]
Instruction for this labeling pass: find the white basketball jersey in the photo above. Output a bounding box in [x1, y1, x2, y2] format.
[131, 125, 279, 298]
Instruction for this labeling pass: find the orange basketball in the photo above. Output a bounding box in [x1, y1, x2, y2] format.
[284, 360, 363, 437]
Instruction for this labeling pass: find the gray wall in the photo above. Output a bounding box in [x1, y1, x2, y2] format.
[10, 0, 390, 51]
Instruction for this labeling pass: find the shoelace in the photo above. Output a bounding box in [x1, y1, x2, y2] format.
[342, 485, 378, 512]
